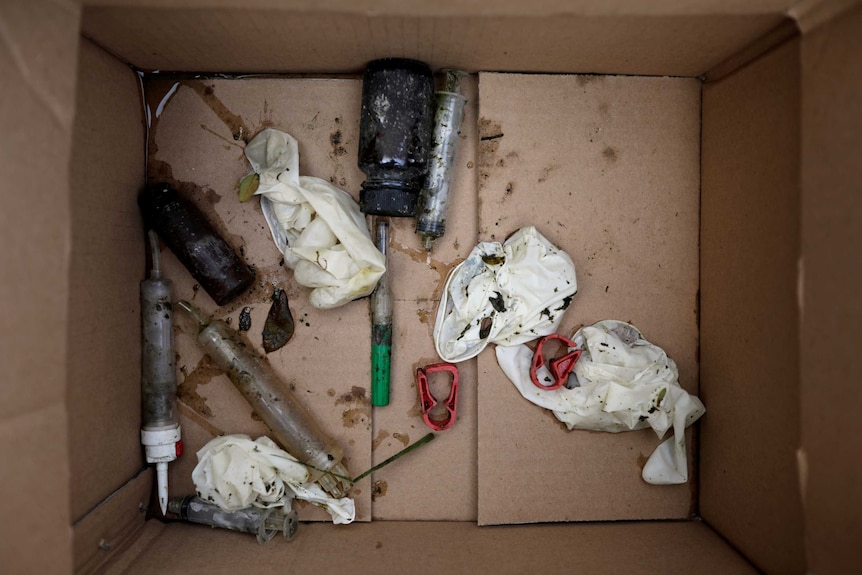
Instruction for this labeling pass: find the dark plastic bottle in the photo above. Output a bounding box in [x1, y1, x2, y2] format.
[358, 58, 435, 217]
[138, 183, 255, 306]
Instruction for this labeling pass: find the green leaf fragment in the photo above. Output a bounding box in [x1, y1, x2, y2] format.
[238, 173, 260, 202]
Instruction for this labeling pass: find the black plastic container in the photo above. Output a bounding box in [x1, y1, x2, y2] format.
[358, 58, 435, 217]
[138, 183, 255, 306]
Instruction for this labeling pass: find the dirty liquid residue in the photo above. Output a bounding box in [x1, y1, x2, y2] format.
[336, 386, 369, 405]
[372, 430, 390, 451]
[371, 480, 388, 501]
[391, 432, 410, 447]
[342, 408, 370, 429]
[187, 82, 252, 143]
[177, 354, 222, 418]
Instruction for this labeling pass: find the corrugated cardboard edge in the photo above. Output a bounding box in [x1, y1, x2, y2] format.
[0, 0, 80, 572]
[73, 468, 152, 575]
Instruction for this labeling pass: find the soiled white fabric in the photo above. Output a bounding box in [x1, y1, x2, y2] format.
[496, 320, 705, 485]
[434, 226, 577, 363]
[192, 434, 355, 524]
[245, 128, 385, 309]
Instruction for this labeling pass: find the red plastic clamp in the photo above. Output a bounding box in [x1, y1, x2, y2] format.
[530, 334, 582, 390]
[417, 363, 459, 431]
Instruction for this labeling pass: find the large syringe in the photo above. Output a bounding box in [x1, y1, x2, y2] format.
[177, 300, 352, 498]
[140, 231, 182, 516]
[416, 70, 468, 251]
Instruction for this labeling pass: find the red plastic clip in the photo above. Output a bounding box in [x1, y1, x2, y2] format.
[530, 334, 582, 390]
[417, 363, 459, 431]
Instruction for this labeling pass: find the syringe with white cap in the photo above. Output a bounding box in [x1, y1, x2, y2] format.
[140, 230, 182, 515]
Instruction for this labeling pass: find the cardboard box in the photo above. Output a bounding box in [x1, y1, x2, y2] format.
[1, 1, 860, 573]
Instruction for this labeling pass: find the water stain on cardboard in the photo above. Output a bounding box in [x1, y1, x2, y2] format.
[392, 432, 410, 447]
[178, 354, 221, 418]
[342, 407, 370, 429]
[372, 430, 390, 451]
[602, 146, 619, 163]
[371, 480, 388, 501]
[538, 164, 559, 183]
[336, 386, 369, 405]
[376, 541, 383, 549]
[187, 82, 252, 142]
[416, 308, 431, 324]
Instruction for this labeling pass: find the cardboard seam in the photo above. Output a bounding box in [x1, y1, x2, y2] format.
[73, 465, 150, 528]
[702, 17, 800, 82]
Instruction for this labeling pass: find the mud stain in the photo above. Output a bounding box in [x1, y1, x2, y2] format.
[342, 407, 371, 429]
[478, 117, 504, 192]
[416, 308, 431, 324]
[372, 430, 391, 451]
[327, 388, 337, 397]
[391, 432, 410, 447]
[602, 146, 618, 163]
[187, 81, 252, 142]
[376, 541, 383, 549]
[538, 164, 560, 184]
[177, 354, 222, 418]
[336, 386, 369, 405]
[371, 480, 388, 501]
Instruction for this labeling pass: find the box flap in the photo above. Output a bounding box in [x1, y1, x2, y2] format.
[475, 73, 700, 524]
[0, 0, 80, 572]
[68, 37, 147, 523]
[81, 4, 791, 77]
[800, 3, 862, 571]
[107, 519, 756, 574]
[700, 37, 805, 574]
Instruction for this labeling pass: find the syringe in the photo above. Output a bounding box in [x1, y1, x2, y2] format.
[416, 70, 468, 251]
[168, 496, 298, 545]
[370, 218, 392, 407]
[177, 300, 352, 498]
[140, 230, 182, 516]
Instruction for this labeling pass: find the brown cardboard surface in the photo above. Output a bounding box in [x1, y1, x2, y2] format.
[68, 38, 147, 523]
[700, 39, 805, 574]
[369, 76, 479, 521]
[73, 469, 151, 575]
[108, 519, 756, 574]
[800, 3, 862, 571]
[0, 0, 80, 572]
[81, 6, 786, 78]
[476, 73, 701, 525]
[147, 77, 373, 521]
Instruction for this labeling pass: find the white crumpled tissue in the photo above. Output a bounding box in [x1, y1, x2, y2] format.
[244, 128, 385, 309]
[496, 320, 705, 485]
[434, 226, 578, 363]
[192, 434, 355, 524]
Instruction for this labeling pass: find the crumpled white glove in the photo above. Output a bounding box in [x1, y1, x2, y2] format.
[244, 128, 385, 309]
[434, 226, 577, 362]
[496, 320, 705, 485]
[192, 434, 355, 524]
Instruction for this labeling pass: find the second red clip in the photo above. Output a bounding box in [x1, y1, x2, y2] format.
[530, 334, 582, 390]
[417, 363, 459, 431]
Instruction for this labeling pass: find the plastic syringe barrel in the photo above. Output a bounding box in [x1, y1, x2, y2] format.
[416, 90, 467, 248]
[140, 277, 178, 429]
[169, 496, 298, 545]
[180, 302, 351, 498]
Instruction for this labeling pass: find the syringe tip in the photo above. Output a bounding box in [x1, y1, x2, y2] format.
[157, 462, 169, 515]
[422, 235, 435, 252]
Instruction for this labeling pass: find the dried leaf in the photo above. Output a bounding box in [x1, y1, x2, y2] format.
[238, 173, 259, 202]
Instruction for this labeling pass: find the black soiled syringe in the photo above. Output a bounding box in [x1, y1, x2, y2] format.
[140, 230, 182, 515]
[416, 70, 468, 252]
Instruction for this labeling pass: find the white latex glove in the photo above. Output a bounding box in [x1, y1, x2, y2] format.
[496, 320, 705, 485]
[434, 226, 577, 362]
[192, 434, 356, 524]
[245, 128, 385, 309]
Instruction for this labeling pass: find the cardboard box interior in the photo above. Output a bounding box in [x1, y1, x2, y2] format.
[2, 1, 861, 573]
